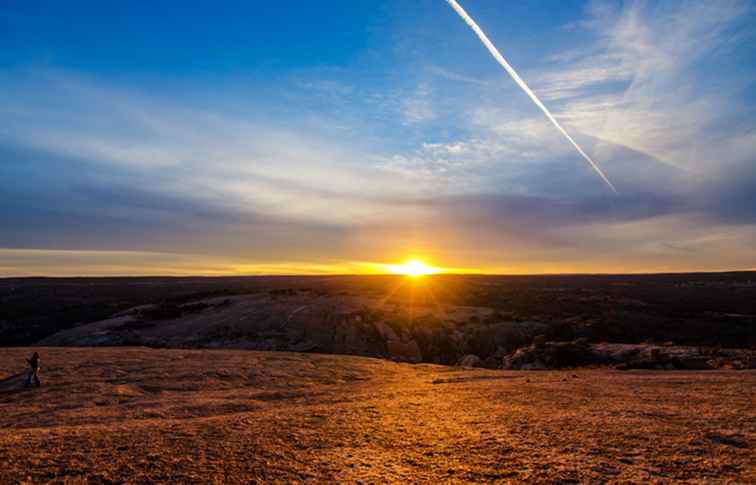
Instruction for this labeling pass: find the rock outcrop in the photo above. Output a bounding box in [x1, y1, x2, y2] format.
[504, 340, 756, 370]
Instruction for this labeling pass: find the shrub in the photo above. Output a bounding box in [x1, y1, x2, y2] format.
[533, 335, 547, 349]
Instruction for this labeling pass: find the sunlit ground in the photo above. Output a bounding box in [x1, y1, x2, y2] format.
[1, 347, 753, 483]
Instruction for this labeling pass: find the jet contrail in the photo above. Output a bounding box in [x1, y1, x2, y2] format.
[445, 0, 618, 194]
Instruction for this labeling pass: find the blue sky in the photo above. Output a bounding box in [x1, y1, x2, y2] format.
[1, 0, 755, 275]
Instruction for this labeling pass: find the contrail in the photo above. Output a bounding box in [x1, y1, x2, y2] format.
[445, 0, 618, 194]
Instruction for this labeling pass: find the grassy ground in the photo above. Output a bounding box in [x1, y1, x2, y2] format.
[0, 347, 753, 483]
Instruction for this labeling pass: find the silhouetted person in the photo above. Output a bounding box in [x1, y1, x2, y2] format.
[25, 352, 40, 388]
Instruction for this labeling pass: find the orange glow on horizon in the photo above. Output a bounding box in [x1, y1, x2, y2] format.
[387, 259, 441, 277]
[10, 248, 741, 277]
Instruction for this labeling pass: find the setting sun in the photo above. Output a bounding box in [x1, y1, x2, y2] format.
[388, 259, 439, 277]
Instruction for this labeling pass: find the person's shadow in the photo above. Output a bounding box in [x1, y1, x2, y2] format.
[0, 372, 32, 393]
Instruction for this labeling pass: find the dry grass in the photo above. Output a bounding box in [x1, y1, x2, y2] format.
[0, 347, 754, 483]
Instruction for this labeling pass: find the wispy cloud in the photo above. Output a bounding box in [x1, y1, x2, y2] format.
[0, 71, 440, 227]
[401, 82, 436, 124]
[548, 0, 755, 172]
[533, 57, 632, 101]
[427, 65, 493, 87]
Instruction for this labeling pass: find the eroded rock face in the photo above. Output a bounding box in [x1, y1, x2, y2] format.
[373, 321, 400, 342]
[409, 325, 463, 365]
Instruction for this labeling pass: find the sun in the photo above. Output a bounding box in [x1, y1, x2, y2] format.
[388, 259, 439, 277]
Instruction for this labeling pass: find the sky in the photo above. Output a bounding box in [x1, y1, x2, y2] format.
[1, 0, 755, 276]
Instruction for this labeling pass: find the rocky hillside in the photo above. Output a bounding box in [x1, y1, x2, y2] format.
[5, 273, 756, 349]
[38, 291, 756, 371]
[39, 291, 543, 366]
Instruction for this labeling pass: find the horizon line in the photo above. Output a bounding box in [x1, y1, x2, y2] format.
[2, 268, 755, 279]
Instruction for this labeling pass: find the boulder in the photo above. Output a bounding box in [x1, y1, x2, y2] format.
[521, 360, 547, 371]
[507, 339, 594, 369]
[459, 354, 484, 368]
[482, 354, 504, 369]
[291, 341, 319, 352]
[673, 357, 713, 370]
[386, 339, 422, 363]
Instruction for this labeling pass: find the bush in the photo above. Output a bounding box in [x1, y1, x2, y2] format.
[533, 335, 547, 349]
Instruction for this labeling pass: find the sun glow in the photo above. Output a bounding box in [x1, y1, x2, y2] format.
[388, 259, 440, 277]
